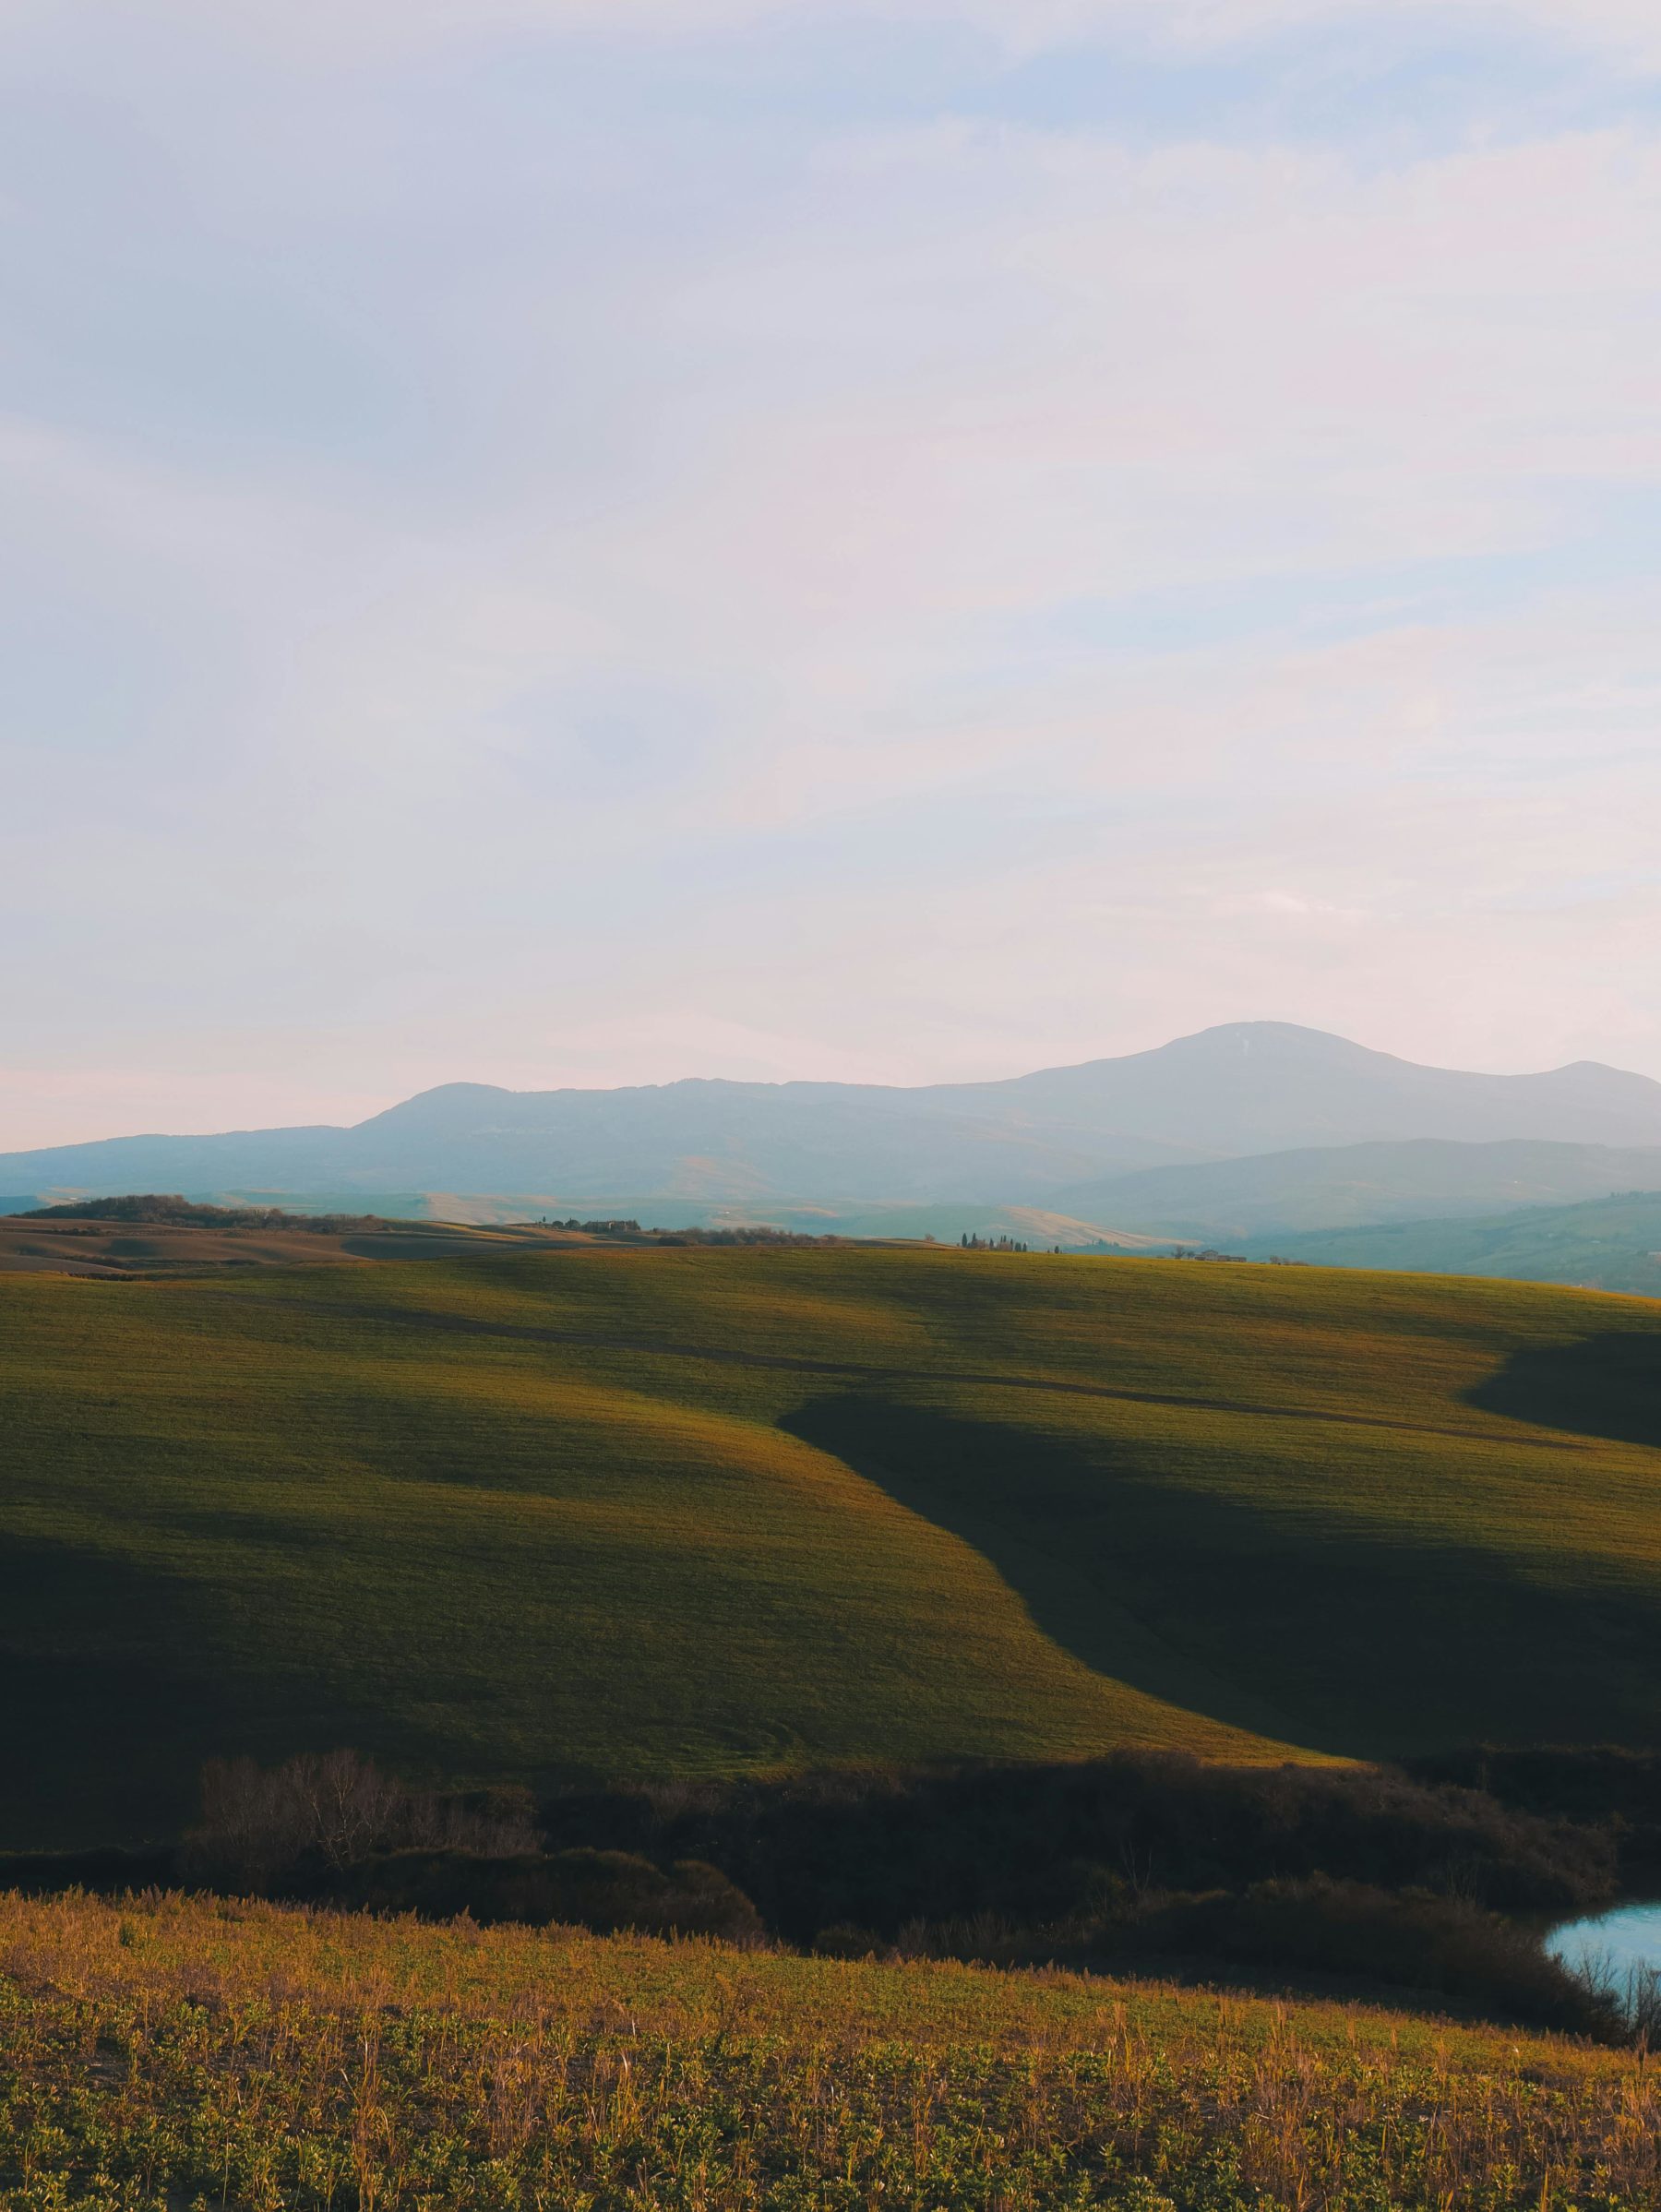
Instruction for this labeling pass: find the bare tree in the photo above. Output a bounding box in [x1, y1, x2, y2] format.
[186, 1751, 543, 1889]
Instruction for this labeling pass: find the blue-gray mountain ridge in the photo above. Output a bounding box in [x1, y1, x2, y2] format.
[6, 1023, 1661, 1243]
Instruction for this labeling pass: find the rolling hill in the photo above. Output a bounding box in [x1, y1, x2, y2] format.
[6, 1021, 1661, 1214]
[5, 1241, 1661, 1846]
[0, 1205, 619, 1278]
[1242, 1189, 1661, 1294]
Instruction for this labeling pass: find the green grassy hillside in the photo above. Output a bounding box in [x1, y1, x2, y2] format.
[4, 1890, 1654, 2211]
[4, 1245, 1661, 1843]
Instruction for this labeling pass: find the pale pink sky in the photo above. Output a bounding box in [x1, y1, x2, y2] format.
[4, 0, 1660, 1144]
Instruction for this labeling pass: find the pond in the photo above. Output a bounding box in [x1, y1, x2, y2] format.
[1548, 1901, 1661, 2018]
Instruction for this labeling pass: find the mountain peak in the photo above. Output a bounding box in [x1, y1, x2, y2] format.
[4, 1025, 1659, 1210]
[353, 1083, 516, 1130]
[1165, 1022, 1379, 1058]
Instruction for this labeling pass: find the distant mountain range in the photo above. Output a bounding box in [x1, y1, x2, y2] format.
[4, 1022, 1661, 1246]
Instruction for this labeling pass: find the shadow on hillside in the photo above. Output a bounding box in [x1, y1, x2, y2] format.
[0, 1541, 472, 1851]
[1465, 1331, 1661, 1452]
[782, 1395, 1661, 1762]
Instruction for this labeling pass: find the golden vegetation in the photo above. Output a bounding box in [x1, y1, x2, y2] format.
[2, 1890, 1658, 2210]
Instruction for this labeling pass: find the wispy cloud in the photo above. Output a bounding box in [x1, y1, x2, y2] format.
[1, 0, 1658, 1142]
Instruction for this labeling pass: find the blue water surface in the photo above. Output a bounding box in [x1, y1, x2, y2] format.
[1548, 1903, 1661, 2009]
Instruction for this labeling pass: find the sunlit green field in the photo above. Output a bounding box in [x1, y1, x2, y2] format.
[4, 1245, 1661, 1842]
[2, 1889, 1656, 2210]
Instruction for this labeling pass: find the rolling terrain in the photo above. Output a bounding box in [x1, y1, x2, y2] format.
[1057, 1136, 1661, 1242]
[1242, 1189, 1661, 1295]
[5, 1242, 1661, 1846]
[0, 1200, 1168, 1268]
[0, 1208, 618, 1278]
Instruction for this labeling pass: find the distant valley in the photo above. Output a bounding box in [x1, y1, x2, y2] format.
[1057, 1136, 1661, 1243]
[1240, 1189, 1661, 1296]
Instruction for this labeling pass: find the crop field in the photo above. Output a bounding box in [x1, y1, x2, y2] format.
[1, 1888, 1657, 2211]
[3, 1246, 1661, 1842]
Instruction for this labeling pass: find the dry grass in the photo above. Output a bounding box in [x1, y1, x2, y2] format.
[1, 1890, 1658, 2209]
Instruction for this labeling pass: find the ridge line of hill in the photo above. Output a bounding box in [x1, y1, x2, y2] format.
[232, 1285, 1590, 1451]
[7, 1243, 1661, 1835]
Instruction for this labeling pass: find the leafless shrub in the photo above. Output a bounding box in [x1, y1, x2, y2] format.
[185, 1752, 543, 1889]
[1630, 1962, 1661, 2049]
[1562, 1945, 1661, 2048]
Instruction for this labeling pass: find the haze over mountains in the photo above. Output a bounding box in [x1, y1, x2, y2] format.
[1063, 1139, 1661, 1241]
[6, 1023, 1661, 1251]
[1240, 1190, 1661, 1298]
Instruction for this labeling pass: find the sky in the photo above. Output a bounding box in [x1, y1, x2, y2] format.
[4, 0, 1660, 1144]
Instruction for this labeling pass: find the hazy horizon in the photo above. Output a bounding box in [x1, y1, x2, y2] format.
[7, 1018, 1661, 1155]
[6, 1, 1660, 1148]
[18, 1019, 1661, 1153]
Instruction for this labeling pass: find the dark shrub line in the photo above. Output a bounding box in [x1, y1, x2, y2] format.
[1408, 1744, 1661, 1875]
[535, 1749, 1619, 1938]
[23, 1194, 389, 1231]
[0, 1748, 1636, 2039]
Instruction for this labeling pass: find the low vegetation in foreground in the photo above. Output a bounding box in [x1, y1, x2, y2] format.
[3, 1888, 1659, 2212]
